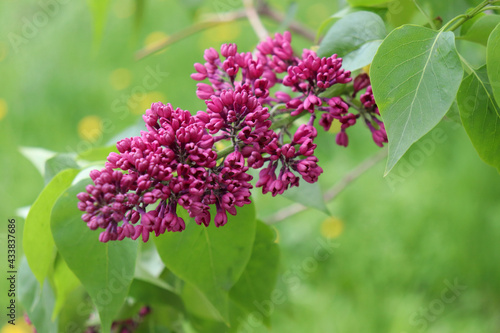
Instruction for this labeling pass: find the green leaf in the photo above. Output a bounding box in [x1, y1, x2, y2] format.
[371, 25, 463, 175]
[128, 279, 185, 311]
[154, 203, 256, 324]
[385, 0, 421, 28]
[460, 14, 500, 46]
[487, 23, 500, 110]
[77, 145, 117, 162]
[19, 146, 56, 176]
[457, 66, 500, 171]
[52, 255, 82, 320]
[318, 11, 386, 71]
[422, 0, 482, 23]
[44, 153, 79, 184]
[51, 180, 138, 333]
[446, 100, 462, 125]
[23, 168, 79, 286]
[343, 40, 384, 71]
[282, 181, 330, 215]
[182, 283, 224, 321]
[316, 7, 388, 42]
[57, 287, 92, 333]
[229, 221, 280, 326]
[18, 258, 58, 332]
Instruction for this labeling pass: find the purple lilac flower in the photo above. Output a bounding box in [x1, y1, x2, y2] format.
[79, 31, 387, 242]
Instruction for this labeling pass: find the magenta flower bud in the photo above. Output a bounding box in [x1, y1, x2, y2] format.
[275, 91, 291, 103]
[207, 100, 224, 114]
[141, 228, 150, 242]
[142, 192, 157, 204]
[99, 231, 110, 243]
[116, 138, 131, 153]
[196, 110, 210, 124]
[372, 130, 387, 147]
[353, 73, 370, 95]
[319, 113, 334, 131]
[204, 47, 219, 63]
[293, 124, 317, 144]
[107, 152, 121, 166]
[281, 144, 296, 159]
[77, 201, 87, 212]
[298, 139, 317, 156]
[191, 73, 207, 81]
[170, 216, 185, 232]
[303, 93, 321, 112]
[131, 226, 142, 240]
[361, 86, 376, 109]
[220, 90, 234, 106]
[77, 192, 91, 202]
[139, 306, 151, 317]
[194, 62, 207, 74]
[89, 169, 101, 180]
[286, 98, 302, 109]
[256, 38, 273, 54]
[221, 43, 237, 57]
[270, 179, 284, 197]
[214, 209, 228, 227]
[336, 131, 349, 147]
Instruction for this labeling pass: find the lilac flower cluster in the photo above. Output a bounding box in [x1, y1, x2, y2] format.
[26, 306, 151, 333]
[78, 31, 387, 242]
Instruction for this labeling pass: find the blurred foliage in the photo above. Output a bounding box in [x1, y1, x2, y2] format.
[1, 0, 500, 332]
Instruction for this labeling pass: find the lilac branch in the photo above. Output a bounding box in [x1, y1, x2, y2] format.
[264, 148, 388, 224]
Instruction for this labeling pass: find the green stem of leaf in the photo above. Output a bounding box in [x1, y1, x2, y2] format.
[443, 0, 497, 32]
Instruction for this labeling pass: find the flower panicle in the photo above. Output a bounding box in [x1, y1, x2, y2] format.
[78, 31, 387, 242]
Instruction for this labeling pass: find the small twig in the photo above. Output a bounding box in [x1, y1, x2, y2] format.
[258, 2, 316, 42]
[135, 11, 247, 60]
[264, 148, 388, 224]
[243, 0, 269, 41]
[135, 1, 316, 59]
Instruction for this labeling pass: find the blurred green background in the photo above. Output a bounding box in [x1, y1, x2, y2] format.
[1, 0, 500, 332]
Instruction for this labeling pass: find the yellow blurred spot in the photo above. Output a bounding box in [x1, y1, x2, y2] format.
[128, 91, 167, 115]
[215, 141, 227, 152]
[320, 217, 344, 239]
[363, 64, 371, 74]
[310, 45, 319, 52]
[109, 68, 132, 91]
[78, 115, 103, 142]
[0, 42, 7, 62]
[0, 99, 8, 120]
[306, 4, 329, 24]
[328, 119, 342, 134]
[112, 0, 135, 19]
[199, 23, 241, 49]
[1, 319, 32, 333]
[144, 31, 169, 54]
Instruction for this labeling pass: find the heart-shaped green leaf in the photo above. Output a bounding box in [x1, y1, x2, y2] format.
[51, 179, 138, 333]
[458, 66, 500, 171]
[154, 203, 256, 324]
[371, 25, 463, 175]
